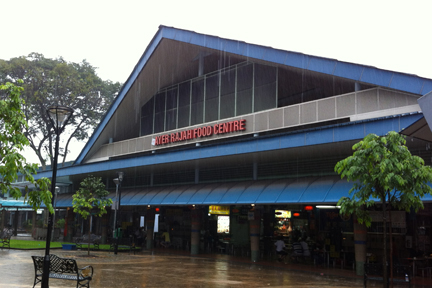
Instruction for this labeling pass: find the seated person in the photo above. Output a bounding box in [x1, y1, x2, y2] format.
[274, 236, 287, 262]
[300, 238, 310, 257]
[291, 239, 303, 261]
[160, 230, 171, 248]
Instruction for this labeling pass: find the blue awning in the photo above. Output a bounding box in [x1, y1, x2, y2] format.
[49, 177, 432, 208]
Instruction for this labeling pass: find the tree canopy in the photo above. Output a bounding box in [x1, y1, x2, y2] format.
[72, 175, 112, 255]
[0, 53, 122, 168]
[0, 81, 51, 211]
[335, 131, 432, 225]
[335, 131, 432, 287]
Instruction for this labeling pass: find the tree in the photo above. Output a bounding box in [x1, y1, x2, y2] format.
[335, 131, 432, 288]
[72, 175, 112, 255]
[0, 81, 51, 211]
[0, 53, 122, 169]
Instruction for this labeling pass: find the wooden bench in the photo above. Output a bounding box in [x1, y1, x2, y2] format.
[0, 230, 12, 249]
[32, 254, 93, 288]
[364, 263, 411, 288]
[74, 234, 101, 250]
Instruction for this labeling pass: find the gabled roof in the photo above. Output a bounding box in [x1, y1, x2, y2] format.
[75, 25, 432, 165]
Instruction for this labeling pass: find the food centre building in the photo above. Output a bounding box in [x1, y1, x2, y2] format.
[3, 26, 432, 274]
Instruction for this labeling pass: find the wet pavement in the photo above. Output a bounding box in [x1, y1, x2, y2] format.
[1, 247, 431, 288]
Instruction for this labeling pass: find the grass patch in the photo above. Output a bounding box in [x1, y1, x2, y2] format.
[8, 239, 140, 251]
[10, 239, 66, 249]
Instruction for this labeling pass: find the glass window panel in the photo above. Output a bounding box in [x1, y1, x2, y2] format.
[221, 69, 235, 95]
[192, 79, 204, 104]
[205, 74, 219, 100]
[254, 83, 277, 112]
[237, 64, 253, 92]
[179, 82, 191, 107]
[205, 98, 219, 122]
[236, 89, 252, 115]
[140, 115, 153, 136]
[154, 92, 166, 113]
[166, 88, 178, 110]
[165, 109, 177, 131]
[254, 64, 277, 86]
[220, 93, 235, 119]
[141, 98, 154, 116]
[178, 106, 190, 128]
[154, 112, 164, 133]
[191, 102, 203, 125]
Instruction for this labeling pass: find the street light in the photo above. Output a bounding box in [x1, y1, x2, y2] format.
[113, 172, 123, 255]
[42, 105, 73, 288]
[51, 186, 60, 240]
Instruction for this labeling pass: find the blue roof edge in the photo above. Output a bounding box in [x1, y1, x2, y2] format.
[75, 25, 432, 165]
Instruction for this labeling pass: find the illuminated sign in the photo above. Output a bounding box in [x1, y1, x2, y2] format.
[209, 205, 230, 215]
[304, 206, 314, 211]
[153, 119, 246, 146]
[275, 210, 291, 218]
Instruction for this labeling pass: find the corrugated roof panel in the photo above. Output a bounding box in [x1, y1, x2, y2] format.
[202, 183, 236, 204]
[149, 187, 175, 205]
[237, 181, 272, 204]
[284, 53, 308, 69]
[276, 178, 316, 203]
[333, 62, 364, 80]
[245, 44, 268, 60]
[120, 190, 140, 206]
[307, 57, 337, 75]
[390, 73, 424, 95]
[298, 177, 336, 203]
[262, 49, 288, 65]
[136, 187, 165, 205]
[360, 67, 393, 87]
[324, 179, 354, 203]
[188, 183, 221, 204]
[219, 182, 252, 204]
[255, 180, 290, 203]
[161, 186, 191, 205]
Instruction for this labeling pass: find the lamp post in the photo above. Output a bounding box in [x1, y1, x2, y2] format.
[51, 186, 60, 240]
[113, 172, 123, 255]
[42, 105, 73, 288]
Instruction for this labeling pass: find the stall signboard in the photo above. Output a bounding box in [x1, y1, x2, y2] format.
[275, 210, 291, 218]
[209, 205, 230, 215]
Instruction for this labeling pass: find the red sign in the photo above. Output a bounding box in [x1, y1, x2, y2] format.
[153, 119, 246, 146]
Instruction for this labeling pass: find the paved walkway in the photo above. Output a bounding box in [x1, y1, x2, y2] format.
[1, 246, 432, 288]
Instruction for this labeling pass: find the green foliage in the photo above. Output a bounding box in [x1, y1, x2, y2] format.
[72, 175, 112, 219]
[55, 218, 66, 229]
[0, 81, 52, 212]
[0, 54, 122, 168]
[335, 131, 432, 227]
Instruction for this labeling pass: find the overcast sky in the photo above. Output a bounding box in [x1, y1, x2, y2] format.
[2, 0, 431, 163]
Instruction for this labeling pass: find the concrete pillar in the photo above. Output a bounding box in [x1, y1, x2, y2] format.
[354, 215, 367, 276]
[101, 213, 108, 244]
[146, 209, 155, 250]
[191, 208, 201, 255]
[249, 208, 261, 262]
[13, 208, 18, 236]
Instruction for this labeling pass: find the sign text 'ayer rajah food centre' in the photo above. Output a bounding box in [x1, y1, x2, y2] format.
[152, 119, 246, 146]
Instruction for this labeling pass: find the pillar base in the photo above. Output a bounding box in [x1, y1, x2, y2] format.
[146, 239, 154, 250]
[191, 244, 199, 255]
[251, 250, 259, 262]
[355, 261, 364, 276]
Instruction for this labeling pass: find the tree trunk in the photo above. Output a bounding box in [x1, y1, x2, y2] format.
[382, 198, 388, 288]
[88, 218, 91, 256]
[388, 195, 393, 288]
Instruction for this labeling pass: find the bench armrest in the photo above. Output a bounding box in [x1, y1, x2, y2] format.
[79, 265, 94, 278]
